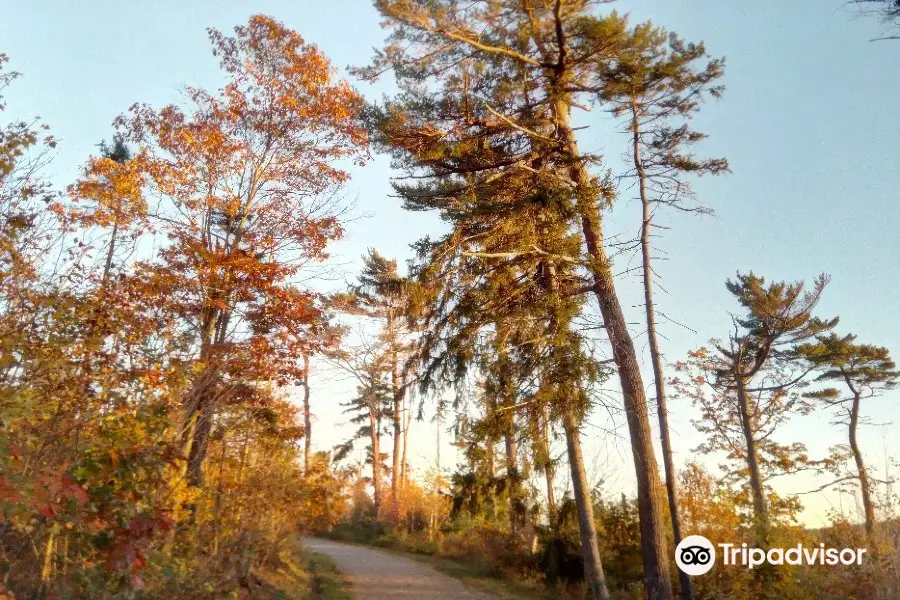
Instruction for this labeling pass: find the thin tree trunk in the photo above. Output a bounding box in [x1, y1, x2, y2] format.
[100, 219, 119, 293]
[429, 412, 441, 540]
[504, 424, 520, 534]
[391, 340, 403, 524]
[401, 392, 411, 485]
[543, 464, 556, 523]
[370, 407, 383, 515]
[632, 107, 694, 600]
[486, 435, 495, 478]
[848, 388, 876, 540]
[735, 375, 769, 545]
[553, 94, 673, 600]
[212, 435, 228, 556]
[302, 353, 312, 475]
[187, 399, 214, 488]
[485, 433, 496, 520]
[563, 409, 611, 600]
[539, 406, 557, 523]
[40, 531, 56, 592]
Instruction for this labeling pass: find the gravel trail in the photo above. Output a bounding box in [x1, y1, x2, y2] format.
[302, 537, 500, 599]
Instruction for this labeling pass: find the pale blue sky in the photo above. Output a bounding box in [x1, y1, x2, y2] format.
[3, 0, 898, 526]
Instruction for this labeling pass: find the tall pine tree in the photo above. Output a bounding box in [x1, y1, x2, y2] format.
[359, 4, 687, 596]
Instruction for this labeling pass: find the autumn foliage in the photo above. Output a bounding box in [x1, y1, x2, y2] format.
[0, 16, 364, 599]
[2, 5, 900, 600]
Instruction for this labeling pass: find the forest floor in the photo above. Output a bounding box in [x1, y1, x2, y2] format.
[302, 537, 502, 599]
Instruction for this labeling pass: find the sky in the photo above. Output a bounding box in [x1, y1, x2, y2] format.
[2, 0, 899, 528]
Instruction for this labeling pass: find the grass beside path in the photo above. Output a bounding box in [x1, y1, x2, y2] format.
[394, 551, 563, 600]
[303, 550, 353, 600]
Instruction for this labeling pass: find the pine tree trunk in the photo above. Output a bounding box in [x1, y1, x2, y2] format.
[735, 375, 770, 545]
[504, 425, 520, 534]
[849, 389, 876, 540]
[540, 407, 557, 523]
[553, 95, 673, 600]
[563, 409, 611, 600]
[485, 433, 496, 520]
[370, 407, 383, 515]
[633, 109, 694, 600]
[544, 462, 557, 523]
[401, 393, 411, 485]
[391, 343, 403, 524]
[302, 353, 312, 475]
[486, 435, 495, 478]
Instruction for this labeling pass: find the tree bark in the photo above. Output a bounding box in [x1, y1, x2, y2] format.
[181, 319, 217, 490]
[735, 374, 770, 546]
[563, 409, 611, 600]
[302, 352, 312, 476]
[391, 340, 404, 524]
[504, 423, 521, 534]
[100, 217, 119, 292]
[181, 290, 234, 492]
[186, 398, 214, 488]
[485, 433, 497, 520]
[370, 404, 383, 515]
[401, 392, 411, 485]
[848, 388, 876, 540]
[633, 108, 694, 600]
[539, 406, 557, 523]
[486, 435, 495, 479]
[553, 94, 673, 600]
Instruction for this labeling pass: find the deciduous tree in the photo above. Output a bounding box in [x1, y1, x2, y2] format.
[107, 15, 367, 488]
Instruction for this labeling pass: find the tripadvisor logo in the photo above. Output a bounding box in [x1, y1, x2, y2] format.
[675, 535, 868, 576]
[676, 535, 716, 576]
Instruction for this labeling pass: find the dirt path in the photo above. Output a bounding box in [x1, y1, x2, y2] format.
[302, 538, 500, 599]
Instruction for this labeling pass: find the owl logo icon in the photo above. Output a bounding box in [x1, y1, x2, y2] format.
[675, 535, 716, 576]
